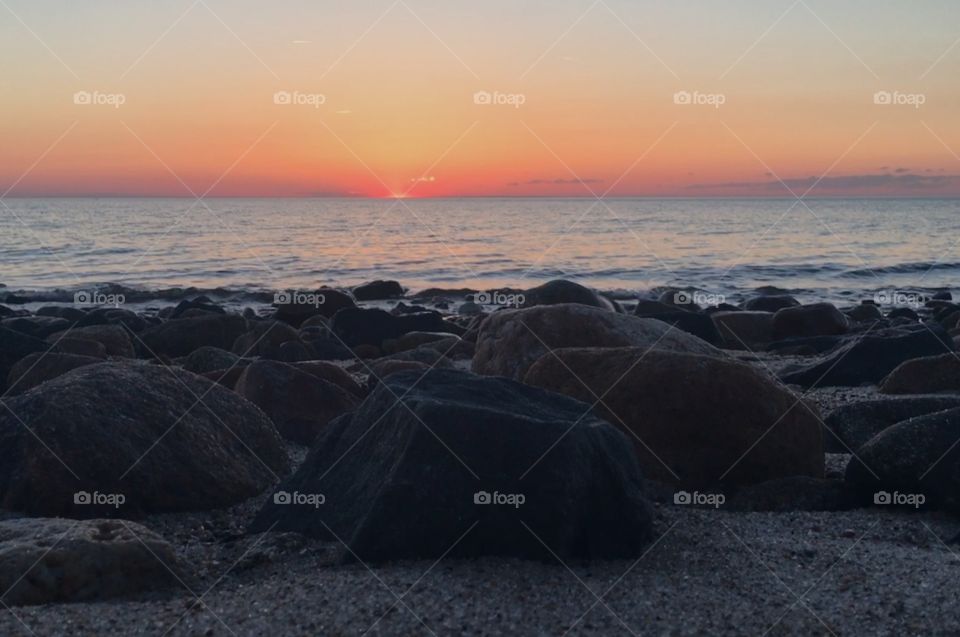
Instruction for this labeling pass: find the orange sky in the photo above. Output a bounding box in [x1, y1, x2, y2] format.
[2, 0, 960, 198]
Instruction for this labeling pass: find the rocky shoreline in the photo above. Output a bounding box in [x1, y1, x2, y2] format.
[2, 279, 960, 635]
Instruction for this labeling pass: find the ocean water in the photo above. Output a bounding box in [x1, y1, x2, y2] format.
[2, 197, 959, 305]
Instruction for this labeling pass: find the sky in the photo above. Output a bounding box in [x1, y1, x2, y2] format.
[2, 0, 960, 198]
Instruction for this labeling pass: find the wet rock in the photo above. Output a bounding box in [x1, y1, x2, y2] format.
[272, 288, 356, 326]
[352, 280, 405, 301]
[743, 295, 800, 313]
[772, 303, 848, 340]
[522, 279, 619, 312]
[330, 308, 462, 349]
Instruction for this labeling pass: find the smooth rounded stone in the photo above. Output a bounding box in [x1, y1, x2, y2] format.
[291, 361, 364, 397]
[382, 331, 460, 355]
[77, 307, 146, 332]
[182, 346, 241, 374]
[168, 297, 225, 319]
[200, 366, 246, 389]
[472, 303, 721, 381]
[0, 362, 288, 517]
[330, 307, 463, 349]
[299, 314, 330, 329]
[711, 311, 774, 350]
[45, 324, 135, 358]
[0, 518, 178, 606]
[140, 313, 247, 358]
[638, 310, 722, 345]
[521, 279, 619, 312]
[365, 359, 431, 384]
[772, 303, 848, 340]
[845, 407, 960, 510]
[458, 301, 483, 315]
[780, 323, 954, 388]
[632, 299, 685, 316]
[743, 295, 800, 313]
[888, 307, 920, 321]
[938, 309, 960, 330]
[37, 306, 86, 321]
[231, 320, 301, 357]
[6, 352, 102, 395]
[56, 337, 107, 358]
[934, 291, 953, 301]
[1, 315, 72, 339]
[272, 288, 356, 326]
[352, 280, 405, 301]
[823, 396, 960, 453]
[727, 477, 856, 512]
[234, 360, 360, 445]
[523, 347, 823, 487]
[0, 327, 50, 393]
[880, 353, 960, 394]
[250, 368, 654, 562]
[847, 303, 884, 322]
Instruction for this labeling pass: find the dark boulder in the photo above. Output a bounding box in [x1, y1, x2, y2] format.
[772, 303, 848, 340]
[330, 308, 462, 349]
[880, 353, 960, 394]
[637, 310, 722, 346]
[139, 314, 247, 358]
[743, 295, 800, 313]
[823, 396, 960, 452]
[1, 316, 72, 339]
[0, 363, 288, 517]
[780, 324, 954, 388]
[182, 346, 241, 374]
[352, 280, 405, 301]
[0, 327, 50, 394]
[522, 279, 619, 312]
[169, 297, 225, 319]
[47, 324, 135, 358]
[234, 360, 360, 445]
[6, 352, 101, 395]
[272, 288, 356, 326]
[250, 369, 654, 562]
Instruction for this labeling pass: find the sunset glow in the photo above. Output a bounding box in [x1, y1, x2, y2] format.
[3, 0, 960, 198]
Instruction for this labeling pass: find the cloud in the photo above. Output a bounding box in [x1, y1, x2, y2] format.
[508, 178, 604, 187]
[687, 172, 960, 192]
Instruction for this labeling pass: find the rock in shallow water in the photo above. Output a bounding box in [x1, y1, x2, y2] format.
[0, 362, 288, 517]
[250, 369, 654, 562]
[523, 347, 824, 487]
[472, 303, 721, 381]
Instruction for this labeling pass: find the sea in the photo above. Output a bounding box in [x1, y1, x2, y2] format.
[2, 197, 959, 308]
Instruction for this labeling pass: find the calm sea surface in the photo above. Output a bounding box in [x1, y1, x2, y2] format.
[2, 197, 959, 304]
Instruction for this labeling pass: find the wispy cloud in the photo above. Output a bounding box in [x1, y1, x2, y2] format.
[507, 178, 604, 187]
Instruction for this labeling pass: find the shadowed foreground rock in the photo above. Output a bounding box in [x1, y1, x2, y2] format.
[251, 369, 653, 563]
[521, 279, 620, 312]
[5, 352, 101, 395]
[472, 303, 721, 381]
[823, 396, 960, 452]
[0, 518, 178, 606]
[0, 363, 288, 517]
[880, 353, 960, 394]
[523, 347, 824, 487]
[845, 407, 960, 510]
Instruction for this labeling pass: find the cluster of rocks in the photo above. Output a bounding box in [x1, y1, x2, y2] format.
[1, 279, 959, 606]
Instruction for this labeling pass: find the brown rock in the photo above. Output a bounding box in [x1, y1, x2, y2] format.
[880, 353, 960, 394]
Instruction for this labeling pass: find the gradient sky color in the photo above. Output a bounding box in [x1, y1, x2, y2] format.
[2, 0, 960, 198]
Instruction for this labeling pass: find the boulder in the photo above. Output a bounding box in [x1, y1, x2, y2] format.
[352, 280, 405, 301]
[77, 307, 146, 332]
[845, 408, 960, 510]
[521, 279, 618, 312]
[0, 327, 50, 394]
[168, 297, 225, 319]
[743, 295, 800, 313]
[36, 306, 87, 322]
[272, 288, 356, 326]
[1, 316, 72, 339]
[231, 320, 301, 357]
[6, 352, 101, 395]
[47, 324, 135, 358]
[472, 303, 721, 381]
[0, 518, 178, 606]
[382, 331, 460, 355]
[888, 307, 920, 321]
[0, 363, 288, 516]
[780, 324, 954, 388]
[330, 308, 462, 349]
[711, 311, 774, 350]
[823, 396, 960, 452]
[880, 353, 960, 394]
[249, 369, 653, 562]
[772, 303, 848, 340]
[292, 361, 364, 397]
[56, 337, 107, 358]
[847, 303, 884, 322]
[638, 310, 722, 345]
[523, 347, 823, 487]
[139, 314, 247, 358]
[183, 346, 241, 374]
[234, 360, 360, 445]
